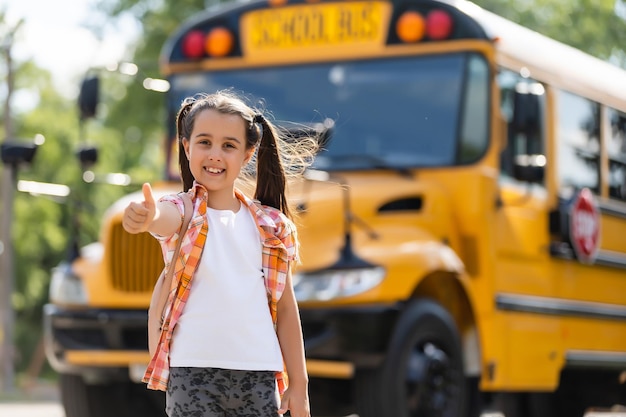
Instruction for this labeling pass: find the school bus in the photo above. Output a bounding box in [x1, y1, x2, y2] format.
[44, 0, 626, 416]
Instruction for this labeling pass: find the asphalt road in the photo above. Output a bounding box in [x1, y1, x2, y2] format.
[0, 382, 624, 417]
[2, 401, 626, 417]
[0, 402, 65, 417]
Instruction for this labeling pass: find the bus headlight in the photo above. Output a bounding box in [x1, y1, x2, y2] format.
[49, 263, 88, 305]
[293, 267, 385, 301]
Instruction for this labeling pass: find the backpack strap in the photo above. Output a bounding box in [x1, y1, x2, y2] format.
[155, 192, 193, 329]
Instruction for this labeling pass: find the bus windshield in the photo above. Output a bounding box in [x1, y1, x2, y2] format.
[168, 52, 489, 171]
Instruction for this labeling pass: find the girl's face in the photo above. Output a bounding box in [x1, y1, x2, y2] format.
[183, 109, 254, 196]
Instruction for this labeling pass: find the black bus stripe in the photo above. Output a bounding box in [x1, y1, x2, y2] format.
[496, 293, 626, 321]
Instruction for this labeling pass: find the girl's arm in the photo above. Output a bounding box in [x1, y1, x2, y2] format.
[276, 270, 310, 417]
[122, 183, 181, 237]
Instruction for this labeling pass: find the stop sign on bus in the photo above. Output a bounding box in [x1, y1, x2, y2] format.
[569, 188, 601, 264]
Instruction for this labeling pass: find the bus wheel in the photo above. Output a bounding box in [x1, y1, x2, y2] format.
[60, 374, 93, 417]
[356, 299, 466, 417]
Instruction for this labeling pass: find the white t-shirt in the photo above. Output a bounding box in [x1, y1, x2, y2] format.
[169, 205, 283, 371]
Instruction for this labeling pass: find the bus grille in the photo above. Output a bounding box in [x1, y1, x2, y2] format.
[108, 223, 164, 292]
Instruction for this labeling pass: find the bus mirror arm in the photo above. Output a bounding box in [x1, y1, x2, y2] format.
[303, 169, 378, 269]
[496, 113, 508, 152]
[498, 154, 546, 208]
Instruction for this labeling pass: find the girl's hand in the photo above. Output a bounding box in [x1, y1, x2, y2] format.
[278, 386, 310, 417]
[122, 183, 156, 234]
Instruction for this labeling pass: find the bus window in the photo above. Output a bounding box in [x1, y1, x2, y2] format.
[557, 90, 601, 195]
[497, 69, 545, 184]
[608, 108, 626, 201]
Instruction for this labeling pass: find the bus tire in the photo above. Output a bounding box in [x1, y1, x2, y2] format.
[356, 299, 466, 417]
[60, 374, 92, 417]
[354, 368, 384, 416]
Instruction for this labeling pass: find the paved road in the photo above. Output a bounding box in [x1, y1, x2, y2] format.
[3, 402, 626, 417]
[1, 401, 625, 417]
[0, 402, 65, 417]
[1, 383, 623, 417]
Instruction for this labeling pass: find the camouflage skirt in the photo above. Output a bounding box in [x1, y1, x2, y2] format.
[166, 367, 279, 417]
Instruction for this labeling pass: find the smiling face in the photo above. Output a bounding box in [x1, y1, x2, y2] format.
[182, 109, 255, 209]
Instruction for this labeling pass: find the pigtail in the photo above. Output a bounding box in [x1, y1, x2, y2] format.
[176, 98, 196, 192]
[254, 114, 290, 218]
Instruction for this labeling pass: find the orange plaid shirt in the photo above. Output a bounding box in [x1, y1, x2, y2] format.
[142, 182, 298, 392]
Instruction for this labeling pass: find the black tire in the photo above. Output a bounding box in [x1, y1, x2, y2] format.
[356, 299, 466, 417]
[60, 373, 166, 417]
[60, 374, 93, 417]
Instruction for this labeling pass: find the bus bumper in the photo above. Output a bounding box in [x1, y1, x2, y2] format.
[43, 303, 150, 378]
[299, 303, 400, 377]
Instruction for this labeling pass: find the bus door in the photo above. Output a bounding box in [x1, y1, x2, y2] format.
[491, 70, 562, 389]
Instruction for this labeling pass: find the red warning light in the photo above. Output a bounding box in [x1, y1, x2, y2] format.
[182, 30, 206, 59]
[426, 10, 453, 40]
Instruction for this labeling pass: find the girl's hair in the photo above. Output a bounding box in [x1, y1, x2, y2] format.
[175, 90, 318, 218]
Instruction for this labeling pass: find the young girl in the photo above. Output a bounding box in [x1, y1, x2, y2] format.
[122, 91, 316, 417]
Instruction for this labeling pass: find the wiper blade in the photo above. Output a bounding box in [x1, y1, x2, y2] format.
[316, 154, 413, 178]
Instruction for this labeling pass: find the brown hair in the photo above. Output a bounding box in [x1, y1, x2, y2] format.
[175, 90, 317, 218]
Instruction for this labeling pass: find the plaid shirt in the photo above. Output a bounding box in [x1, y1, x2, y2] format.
[142, 182, 298, 392]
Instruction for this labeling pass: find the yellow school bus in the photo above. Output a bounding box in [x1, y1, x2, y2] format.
[44, 0, 626, 416]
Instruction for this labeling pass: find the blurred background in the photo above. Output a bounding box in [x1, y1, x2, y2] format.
[0, 0, 624, 409]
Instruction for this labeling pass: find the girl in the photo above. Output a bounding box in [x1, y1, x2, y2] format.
[122, 91, 317, 417]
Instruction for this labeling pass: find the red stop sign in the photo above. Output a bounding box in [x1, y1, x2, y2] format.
[569, 188, 600, 263]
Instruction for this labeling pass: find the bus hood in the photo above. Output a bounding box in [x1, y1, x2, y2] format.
[288, 172, 464, 304]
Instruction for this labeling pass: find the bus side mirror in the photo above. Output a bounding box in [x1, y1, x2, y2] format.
[281, 118, 334, 152]
[510, 82, 545, 183]
[76, 146, 98, 169]
[513, 154, 545, 183]
[511, 83, 542, 138]
[1, 142, 38, 166]
[78, 76, 99, 120]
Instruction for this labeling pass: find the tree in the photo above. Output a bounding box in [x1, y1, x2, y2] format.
[1, 55, 84, 377]
[0, 10, 144, 378]
[474, 0, 626, 68]
[91, 0, 207, 182]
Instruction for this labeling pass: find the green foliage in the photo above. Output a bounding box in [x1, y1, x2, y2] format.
[92, 0, 207, 180]
[474, 0, 626, 67]
[3, 63, 80, 375]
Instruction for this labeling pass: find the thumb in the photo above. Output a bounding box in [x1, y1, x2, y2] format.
[142, 182, 155, 208]
[277, 396, 289, 415]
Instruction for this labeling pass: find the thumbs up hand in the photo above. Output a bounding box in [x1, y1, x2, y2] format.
[122, 183, 157, 234]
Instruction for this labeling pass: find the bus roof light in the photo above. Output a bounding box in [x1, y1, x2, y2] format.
[182, 30, 206, 59]
[205, 27, 234, 58]
[396, 11, 426, 43]
[426, 10, 453, 40]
